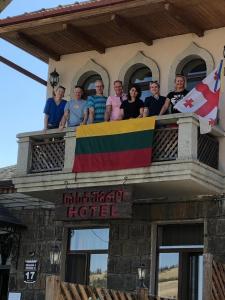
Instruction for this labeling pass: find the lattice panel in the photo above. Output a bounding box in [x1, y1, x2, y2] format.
[31, 139, 65, 173]
[212, 260, 225, 300]
[153, 128, 178, 162]
[198, 133, 219, 169]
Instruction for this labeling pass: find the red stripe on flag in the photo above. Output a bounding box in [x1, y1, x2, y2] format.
[73, 148, 152, 173]
[195, 83, 220, 117]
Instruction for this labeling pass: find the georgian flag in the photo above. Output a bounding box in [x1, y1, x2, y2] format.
[174, 60, 223, 132]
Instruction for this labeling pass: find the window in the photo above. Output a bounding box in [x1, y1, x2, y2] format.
[83, 74, 102, 97]
[129, 66, 152, 100]
[181, 59, 206, 91]
[66, 228, 109, 287]
[156, 224, 203, 300]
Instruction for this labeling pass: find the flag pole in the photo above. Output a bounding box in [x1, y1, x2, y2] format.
[218, 47, 225, 131]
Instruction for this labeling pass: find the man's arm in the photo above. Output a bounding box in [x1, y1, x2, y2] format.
[89, 107, 95, 123]
[104, 105, 112, 121]
[59, 110, 69, 129]
[159, 98, 170, 115]
[82, 107, 88, 125]
[138, 107, 144, 118]
[120, 108, 124, 120]
[143, 107, 149, 117]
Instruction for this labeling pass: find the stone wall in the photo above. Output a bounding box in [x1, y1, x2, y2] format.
[108, 220, 151, 291]
[9, 208, 62, 300]
[6, 197, 225, 298]
[205, 198, 225, 263]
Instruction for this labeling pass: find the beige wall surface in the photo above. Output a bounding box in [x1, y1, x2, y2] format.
[47, 27, 225, 110]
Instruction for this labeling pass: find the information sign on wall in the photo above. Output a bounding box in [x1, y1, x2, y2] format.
[24, 259, 38, 283]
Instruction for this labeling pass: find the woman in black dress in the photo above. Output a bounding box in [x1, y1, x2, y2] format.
[120, 84, 144, 119]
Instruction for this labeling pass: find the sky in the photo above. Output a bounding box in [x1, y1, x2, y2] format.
[0, 0, 84, 168]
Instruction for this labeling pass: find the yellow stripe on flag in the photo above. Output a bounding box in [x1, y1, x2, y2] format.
[76, 117, 156, 138]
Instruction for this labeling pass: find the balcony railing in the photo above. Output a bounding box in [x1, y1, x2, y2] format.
[31, 138, 65, 173]
[16, 114, 222, 176]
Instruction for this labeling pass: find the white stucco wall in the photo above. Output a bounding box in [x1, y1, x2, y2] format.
[47, 27, 225, 97]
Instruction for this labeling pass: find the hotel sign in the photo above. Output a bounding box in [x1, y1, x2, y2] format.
[56, 187, 132, 220]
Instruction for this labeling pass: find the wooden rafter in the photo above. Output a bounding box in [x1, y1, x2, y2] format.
[0, 0, 12, 12]
[111, 14, 153, 46]
[0, 55, 47, 86]
[164, 3, 204, 37]
[18, 32, 61, 61]
[62, 23, 105, 54]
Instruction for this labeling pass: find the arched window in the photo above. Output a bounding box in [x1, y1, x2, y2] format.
[80, 73, 102, 97]
[181, 59, 206, 91]
[129, 65, 152, 100]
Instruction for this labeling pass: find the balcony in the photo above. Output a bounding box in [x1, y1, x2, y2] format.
[13, 113, 225, 201]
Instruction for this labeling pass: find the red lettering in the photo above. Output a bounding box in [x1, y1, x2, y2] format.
[89, 206, 98, 217]
[98, 192, 106, 203]
[63, 193, 73, 204]
[99, 205, 109, 217]
[115, 190, 124, 202]
[67, 207, 78, 217]
[105, 191, 115, 203]
[90, 192, 98, 203]
[81, 192, 89, 203]
[110, 205, 119, 217]
[79, 206, 88, 217]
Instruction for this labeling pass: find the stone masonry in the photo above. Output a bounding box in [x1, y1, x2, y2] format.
[9, 208, 62, 300]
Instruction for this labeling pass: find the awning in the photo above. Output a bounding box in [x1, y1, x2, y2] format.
[0, 0, 225, 62]
[0, 205, 25, 228]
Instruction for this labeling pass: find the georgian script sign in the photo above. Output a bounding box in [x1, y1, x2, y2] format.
[56, 187, 132, 220]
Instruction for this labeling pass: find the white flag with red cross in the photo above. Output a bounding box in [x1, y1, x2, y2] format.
[174, 60, 223, 130]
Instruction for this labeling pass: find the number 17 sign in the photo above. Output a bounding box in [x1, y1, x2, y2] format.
[24, 260, 38, 283]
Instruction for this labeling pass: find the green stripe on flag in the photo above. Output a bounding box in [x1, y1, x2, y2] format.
[75, 130, 154, 155]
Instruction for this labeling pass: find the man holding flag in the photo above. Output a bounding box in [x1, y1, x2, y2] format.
[174, 60, 224, 133]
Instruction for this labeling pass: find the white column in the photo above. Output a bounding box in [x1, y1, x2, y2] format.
[16, 136, 31, 176]
[177, 116, 199, 160]
[63, 128, 76, 173]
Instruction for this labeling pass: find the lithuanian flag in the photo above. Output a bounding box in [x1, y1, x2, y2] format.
[73, 117, 155, 173]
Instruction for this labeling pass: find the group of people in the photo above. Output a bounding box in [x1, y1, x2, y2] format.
[43, 75, 188, 130]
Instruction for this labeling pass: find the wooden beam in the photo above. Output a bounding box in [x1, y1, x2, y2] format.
[111, 14, 153, 46]
[0, 55, 47, 86]
[0, 0, 12, 12]
[62, 23, 105, 54]
[17, 32, 61, 61]
[164, 3, 204, 37]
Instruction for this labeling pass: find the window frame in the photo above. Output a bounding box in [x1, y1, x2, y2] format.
[155, 223, 204, 300]
[181, 58, 207, 91]
[82, 73, 102, 97]
[65, 227, 109, 286]
[128, 65, 152, 101]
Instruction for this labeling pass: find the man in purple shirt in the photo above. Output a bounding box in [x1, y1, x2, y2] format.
[105, 80, 127, 121]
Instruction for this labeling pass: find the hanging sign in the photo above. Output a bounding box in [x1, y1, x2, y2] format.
[24, 259, 38, 283]
[56, 186, 132, 220]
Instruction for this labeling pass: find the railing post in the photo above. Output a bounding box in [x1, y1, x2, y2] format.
[177, 116, 198, 160]
[45, 275, 60, 300]
[63, 128, 76, 172]
[137, 288, 149, 300]
[16, 136, 31, 176]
